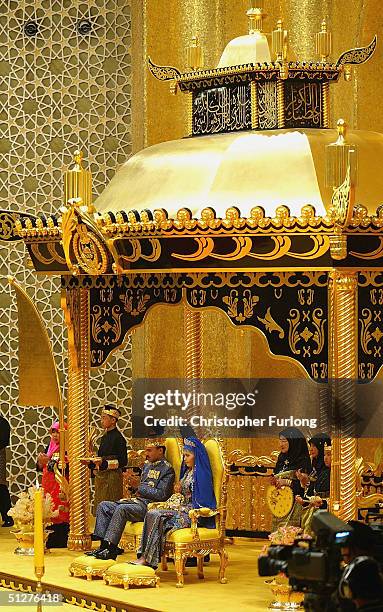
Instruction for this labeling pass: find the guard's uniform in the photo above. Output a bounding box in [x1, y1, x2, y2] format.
[94, 458, 175, 546]
[0, 415, 11, 523]
[93, 427, 128, 509]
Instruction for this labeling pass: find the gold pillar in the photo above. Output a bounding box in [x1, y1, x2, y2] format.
[329, 271, 358, 521]
[63, 288, 91, 551]
[184, 304, 203, 431]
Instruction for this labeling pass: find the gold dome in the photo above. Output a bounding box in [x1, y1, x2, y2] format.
[217, 32, 271, 68]
[95, 128, 383, 219]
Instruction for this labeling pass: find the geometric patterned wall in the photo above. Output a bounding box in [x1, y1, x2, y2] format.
[0, 0, 133, 502]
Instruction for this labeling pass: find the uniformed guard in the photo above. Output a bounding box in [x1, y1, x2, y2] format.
[83, 405, 128, 511]
[86, 441, 175, 560]
[0, 413, 13, 527]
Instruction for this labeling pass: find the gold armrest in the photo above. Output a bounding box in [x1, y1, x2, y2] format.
[188, 507, 220, 540]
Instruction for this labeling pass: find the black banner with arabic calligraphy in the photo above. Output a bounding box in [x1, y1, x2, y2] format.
[193, 83, 252, 136]
[284, 79, 323, 129]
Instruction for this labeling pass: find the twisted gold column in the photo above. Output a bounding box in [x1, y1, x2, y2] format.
[329, 271, 357, 521]
[64, 288, 91, 551]
[184, 303, 203, 430]
[322, 82, 330, 128]
[251, 81, 259, 129]
[277, 80, 285, 128]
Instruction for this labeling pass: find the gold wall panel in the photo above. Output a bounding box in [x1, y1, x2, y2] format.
[0, 0, 133, 501]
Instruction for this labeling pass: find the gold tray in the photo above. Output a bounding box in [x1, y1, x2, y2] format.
[78, 456, 102, 462]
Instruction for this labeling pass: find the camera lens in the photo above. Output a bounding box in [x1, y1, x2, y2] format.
[258, 555, 287, 577]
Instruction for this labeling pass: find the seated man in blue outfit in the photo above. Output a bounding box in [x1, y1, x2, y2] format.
[87, 441, 175, 560]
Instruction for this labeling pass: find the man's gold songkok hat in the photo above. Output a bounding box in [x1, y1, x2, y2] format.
[102, 404, 121, 419]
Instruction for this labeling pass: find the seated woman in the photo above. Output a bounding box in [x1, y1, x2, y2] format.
[296, 435, 331, 535]
[132, 437, 216, 569]
[37, 421, 69, 548]
[271, 426, 312, 529]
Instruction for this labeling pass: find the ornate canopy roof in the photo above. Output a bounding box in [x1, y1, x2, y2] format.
[0, 2, 380, 278]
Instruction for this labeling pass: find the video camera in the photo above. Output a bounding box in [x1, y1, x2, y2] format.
[258, 511, 383, 611]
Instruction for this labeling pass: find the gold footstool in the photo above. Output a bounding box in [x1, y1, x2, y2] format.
[69, 555, 117, 581]
[103, 563, 159, 589]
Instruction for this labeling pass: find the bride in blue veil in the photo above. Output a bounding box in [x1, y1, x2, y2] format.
[132, 437, 216, 569]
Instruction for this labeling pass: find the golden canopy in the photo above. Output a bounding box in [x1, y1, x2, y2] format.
[95, 127, 383, 218]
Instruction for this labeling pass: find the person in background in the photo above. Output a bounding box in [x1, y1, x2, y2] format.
[339, 556, 383, 612]
[271, 426, 312, 529]
[82, 405, 128, 512]
[0, 413, 13, 527]
[36, 421, 69, 547]
[296, 434, 331, 535]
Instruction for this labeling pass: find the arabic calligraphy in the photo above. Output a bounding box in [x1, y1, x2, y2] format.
[257, 82, 278, 129]
[193, 84, 252, 135]
[285, 80, 322, 128]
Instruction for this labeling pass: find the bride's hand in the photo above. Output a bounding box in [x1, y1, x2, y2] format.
[174, 482, 181, 493]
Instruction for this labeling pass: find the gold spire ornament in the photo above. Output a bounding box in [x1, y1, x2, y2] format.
[247, 1, 266, 35]
[327, 119, 357, 231]
[316, 19, 332, 63]
[272, 18, 288, 63]
[63, 149, 93, 211]
[187, 35, 203, 71]
[326, 119, 357, 189]
[217, 1, 271, 68]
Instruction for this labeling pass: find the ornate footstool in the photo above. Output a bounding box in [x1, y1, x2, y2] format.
[103, 563, 159, 589]
[69, 555, 117, 580]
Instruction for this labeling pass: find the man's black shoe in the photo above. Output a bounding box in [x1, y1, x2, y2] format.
[85, 539, 108, 556]
[94, 547, 118, 561]
[2, 517, 14, 527]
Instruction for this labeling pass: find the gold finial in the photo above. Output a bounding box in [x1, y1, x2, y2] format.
[336, 118, 346, 143]
[63, 149, 94, 212]
[73, 149, 83, 168]
[272, 18, 288, 62]
[316, 19, 332, 63]
[326, 118, 358, 189]
[187, 35, 204, 71]
[247, 1, 266, 35]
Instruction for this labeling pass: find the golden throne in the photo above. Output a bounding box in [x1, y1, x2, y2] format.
[120, 437, 182, 550]
[161, 438, 229, 588]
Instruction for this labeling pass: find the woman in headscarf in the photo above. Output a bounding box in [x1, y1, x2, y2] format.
[132, 437, 216, 569]
[36, 421, 69, 548]
[296, 433, 331, 535]
[271, 427, 312, 529]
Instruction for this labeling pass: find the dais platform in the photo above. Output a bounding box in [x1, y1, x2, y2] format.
[0, 529, 271, 612]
